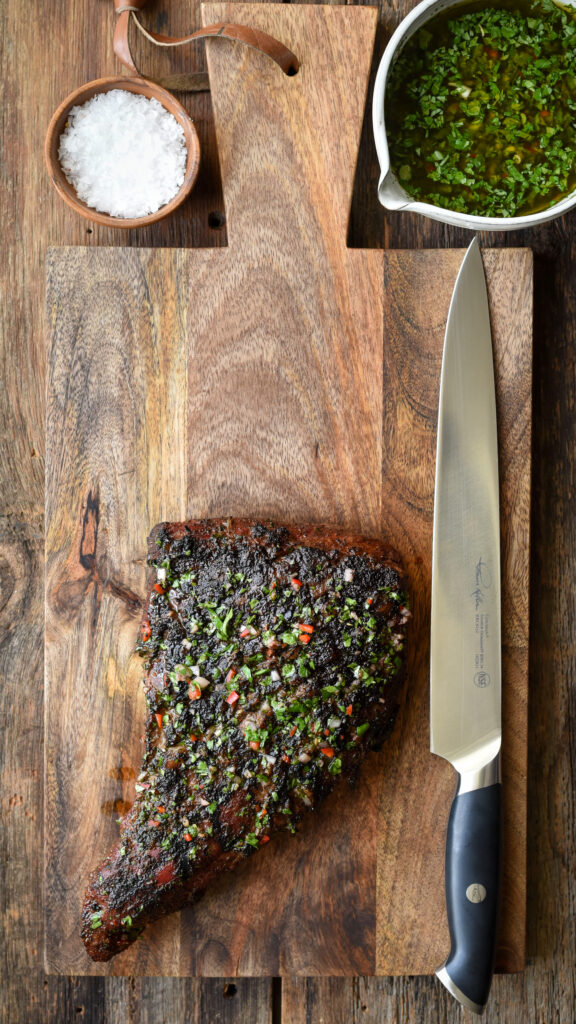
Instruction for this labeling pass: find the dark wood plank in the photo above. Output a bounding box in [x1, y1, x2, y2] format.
[105, 978, 275, 1023]
[0, 975, 273, 1024]
[281, 974, 534, 1023]
[0, 514, 45, 991]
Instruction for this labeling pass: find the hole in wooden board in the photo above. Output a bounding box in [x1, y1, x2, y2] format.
[208, 210, 226, 229]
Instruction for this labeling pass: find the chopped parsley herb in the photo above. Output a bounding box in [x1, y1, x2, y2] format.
[322, 685, 339, 697]
[204, 605, 235, 641]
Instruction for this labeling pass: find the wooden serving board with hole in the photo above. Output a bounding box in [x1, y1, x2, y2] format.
[44, 2, 531, 977]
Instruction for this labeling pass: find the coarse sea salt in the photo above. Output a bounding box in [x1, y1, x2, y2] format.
[58, 89, 188, 219]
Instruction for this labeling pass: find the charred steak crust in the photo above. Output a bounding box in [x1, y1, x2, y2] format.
[82, 518, 410, 961]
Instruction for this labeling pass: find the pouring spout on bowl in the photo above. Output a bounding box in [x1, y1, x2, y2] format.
[371, 10, 417, 214]
[378, 168, 413, 212]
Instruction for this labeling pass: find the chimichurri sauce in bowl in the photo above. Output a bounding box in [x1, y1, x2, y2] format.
[385, 0, 576, 218]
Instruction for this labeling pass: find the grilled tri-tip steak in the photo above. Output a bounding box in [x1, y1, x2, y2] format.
[82, 518, 410, 961]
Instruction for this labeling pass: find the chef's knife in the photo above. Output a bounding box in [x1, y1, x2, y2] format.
[430, 237, 502, 1015]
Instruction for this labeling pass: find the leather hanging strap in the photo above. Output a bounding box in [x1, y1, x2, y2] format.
[113, 0, 300, 92]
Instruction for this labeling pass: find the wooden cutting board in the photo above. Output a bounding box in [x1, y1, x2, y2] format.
[44, 3, 532, 977]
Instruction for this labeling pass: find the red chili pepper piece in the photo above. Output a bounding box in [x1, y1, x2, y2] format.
[155, 712, 163, 730]
[289, 726, 297, 737]
[189, 684, 202, 701]
[299, 633, 311, 644]
[153, 583, 165, 594]
[155, 862, 177, 886]
[183, 833, 193, 842]
[249, 740, 260, 751]
[225, 669, 237, 684]
[259, 835, 270, 845]
[226, 691, 240, 705]
[291, 578, 302, 589]
[320, 747, 334, 757]
[240, 627, 252, 638]
[346, 705, 353, 716]
[157, 805, 166, 814]
[298, 623, 314, 633]
[141, 621, 152, 641]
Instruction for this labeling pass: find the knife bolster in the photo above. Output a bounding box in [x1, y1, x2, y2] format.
[457, 752, 501, 794]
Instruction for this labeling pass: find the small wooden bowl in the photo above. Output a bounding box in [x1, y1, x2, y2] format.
[45, 76, 201, 228]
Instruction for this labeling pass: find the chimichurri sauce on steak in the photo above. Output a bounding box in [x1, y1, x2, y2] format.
[82, 518, 410, 961]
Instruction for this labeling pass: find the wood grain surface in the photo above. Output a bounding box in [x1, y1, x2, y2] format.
[2, 0, 576, 1021]
[44, 2, 530, 980]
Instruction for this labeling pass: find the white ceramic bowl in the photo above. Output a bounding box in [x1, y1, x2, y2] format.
[372, 0, 576, 230]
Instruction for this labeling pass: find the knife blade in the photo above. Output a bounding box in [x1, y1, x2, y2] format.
[430, 237, 502, 1015]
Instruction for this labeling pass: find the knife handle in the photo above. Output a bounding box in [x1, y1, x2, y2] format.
[437, 757, 502, 1015]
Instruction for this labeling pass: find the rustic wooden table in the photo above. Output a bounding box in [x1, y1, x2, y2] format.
[2, 1, 575, 1022]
